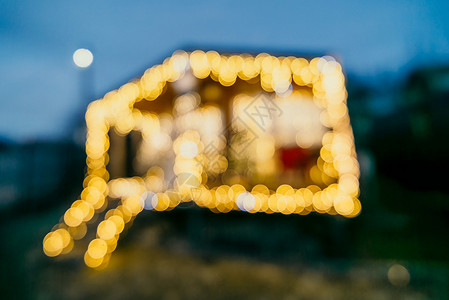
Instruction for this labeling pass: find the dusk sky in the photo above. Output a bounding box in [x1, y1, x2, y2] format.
[1, 0, 449, 141]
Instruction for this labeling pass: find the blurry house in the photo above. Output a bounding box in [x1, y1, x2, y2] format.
[44, 50, 361, 266]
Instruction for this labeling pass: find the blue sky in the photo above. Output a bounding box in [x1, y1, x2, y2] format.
[1, 0, 449, 141]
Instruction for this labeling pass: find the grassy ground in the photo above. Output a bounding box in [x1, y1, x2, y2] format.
[1, 201, 445, 300]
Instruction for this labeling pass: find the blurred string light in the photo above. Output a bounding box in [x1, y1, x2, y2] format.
[73, 48, 93, 68]
[44, 50, 360, 268]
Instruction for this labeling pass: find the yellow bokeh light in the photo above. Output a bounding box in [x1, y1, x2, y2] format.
[87, 239, 108, 259]
[64, 207, 84, 227]
[43, 231, 63, 257]
[97, 220, 117, 240]
[108, 215, 125, 234]
[84, 251, 104, 268]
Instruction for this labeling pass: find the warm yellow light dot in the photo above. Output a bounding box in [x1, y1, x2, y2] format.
[284, 195, 296, 214]
[334, 195, 355, 215]
[276, 184, 293, 195]
[154, 192, 170, 211]
[276, 195, 288, 213]
[43, 232, 64, 257]
[108, 215, 125, 234]
[73, 48, 93, 68]
[252, 184, 270, 195]
[268, 194, 279, 212]
[87, 239, 108, 259]
[84, 251, 104, 268]
[299, 188, 313, 207]
[123, 195, 143, 215]
[83, 188, 104, 206]
[97, 220, 117, 240]
[72, 200, 94, 222]
[86, 177, 108, 194]
[54, 228, 71, 249]
[64, 207, 84, 227]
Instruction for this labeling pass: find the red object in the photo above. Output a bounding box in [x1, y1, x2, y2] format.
[280, 147, 310, 170]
